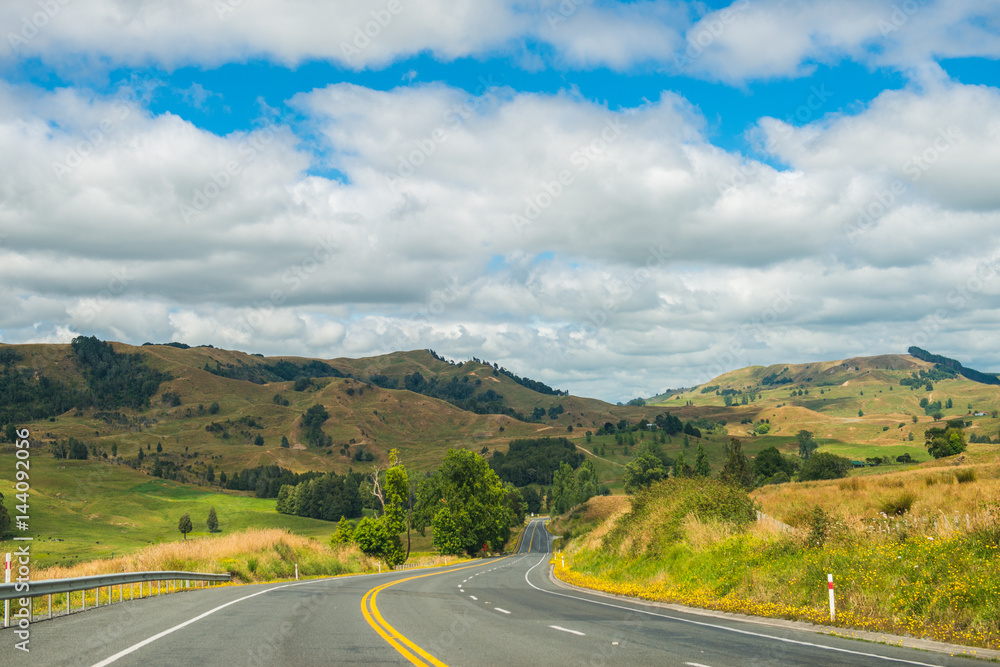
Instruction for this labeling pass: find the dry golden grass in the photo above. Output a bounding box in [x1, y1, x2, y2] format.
[753, 460, 1000, 531]
[35, 528, 375, 582]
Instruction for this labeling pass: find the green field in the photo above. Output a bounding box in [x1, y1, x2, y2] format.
[0, 454, 343, 568]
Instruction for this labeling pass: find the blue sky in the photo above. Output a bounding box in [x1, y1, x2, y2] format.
[1, 1, 999, 402]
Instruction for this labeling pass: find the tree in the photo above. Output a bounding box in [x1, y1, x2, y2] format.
[206, 465, 215, 483]
[754, 446, 794, 480]
[156, 442, 162, 453]
[178, 513, 193, 540]
[676, 452, 694, 478]
[796, 430, 818, 460]
[719, 439, 754, 490]
[799, 452, 852, 481]
[209, 401, 220, 414]
[414, 448, 512, 556]
[3, 423, 16, 443]
[331, 516, 354, 545]
[281, 435, 290, 448]
[353, 450, 410, 567]
[0, 493, 11, 539]
[302, 404, 332, 448]
[207, 507, 219, 533]
[521, 486, 542, 514]
[925, 425, 967, 459]
[694, 444, 711, 477]
[551, 462, 578, 513]
[254, 434, 264, 446]
[622, 449, 670, 494]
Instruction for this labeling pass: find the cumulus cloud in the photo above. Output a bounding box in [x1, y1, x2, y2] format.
[2, 9, 1000, 399]
[1, 1, 996, 82]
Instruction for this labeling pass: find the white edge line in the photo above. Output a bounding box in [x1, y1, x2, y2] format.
[90, 578, 320, 667]
[522, 530, 942, 667]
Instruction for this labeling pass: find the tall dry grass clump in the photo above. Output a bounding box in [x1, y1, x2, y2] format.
[35, 528, 377, 583]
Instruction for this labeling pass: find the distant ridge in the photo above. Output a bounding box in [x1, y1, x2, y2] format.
[907, 347, 1000, 386]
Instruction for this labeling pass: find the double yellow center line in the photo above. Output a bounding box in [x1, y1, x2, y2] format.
[361, 557, 511, 666]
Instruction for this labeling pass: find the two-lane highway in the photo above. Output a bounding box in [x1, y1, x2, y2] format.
[1, 519, 988, 666]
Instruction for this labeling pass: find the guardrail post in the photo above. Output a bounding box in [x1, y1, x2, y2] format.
[82, 589, 87, 611]
[47, 594, 51, 620]
[66, 591, 70, 616]
[119, 584, 122, 603]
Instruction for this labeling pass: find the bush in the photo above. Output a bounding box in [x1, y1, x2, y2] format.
[601, 478, 756, 557]
[879, 492, 916, 516]
[955, 469, 977, 484]
[798, 452, 852, 481]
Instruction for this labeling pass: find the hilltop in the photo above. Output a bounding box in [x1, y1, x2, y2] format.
[0, 339, 673, 481]
[648, 351, 1000, 463]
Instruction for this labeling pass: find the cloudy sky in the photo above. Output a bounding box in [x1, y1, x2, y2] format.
[1, 0, 999, 402]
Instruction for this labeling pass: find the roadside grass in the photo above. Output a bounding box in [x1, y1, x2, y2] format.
[753, 458, 1000, 525]
[555, 475, 1000, 650]
[22, 527, 380, 618]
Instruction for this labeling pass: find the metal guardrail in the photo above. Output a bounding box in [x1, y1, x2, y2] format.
[1, 571, 231, 626]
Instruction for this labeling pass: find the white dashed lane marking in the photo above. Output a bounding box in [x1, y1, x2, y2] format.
[550, 625, 585, 636]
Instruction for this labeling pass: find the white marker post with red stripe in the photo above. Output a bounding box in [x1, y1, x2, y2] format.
[4, 553, 10, 628]
[828, 574, 835, 621]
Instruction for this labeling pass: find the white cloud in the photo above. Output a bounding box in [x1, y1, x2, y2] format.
[3, 69, 1000, 399]
[2, 1, 996, 82]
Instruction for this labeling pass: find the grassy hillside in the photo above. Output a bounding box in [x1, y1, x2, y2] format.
[555, 457, 1000, 650]
[648, 353, 1000, 464]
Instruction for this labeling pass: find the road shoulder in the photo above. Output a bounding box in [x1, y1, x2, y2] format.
[546, 565, 1000, 662]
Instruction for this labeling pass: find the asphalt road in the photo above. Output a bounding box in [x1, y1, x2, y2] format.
[0, 519, 988, 666]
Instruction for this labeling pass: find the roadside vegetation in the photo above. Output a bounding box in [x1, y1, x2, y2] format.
[36, 527, 377, 583]
[553, 459, 1000, 650]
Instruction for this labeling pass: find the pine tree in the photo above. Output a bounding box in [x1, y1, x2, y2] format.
[331, 515, 354, 545]
[207, 507, 219, 533]
[694, 444, 711, 477]
[720, 438, 755, 490]
[178, 513, 193, 540]
[673, 452, 688, 478]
